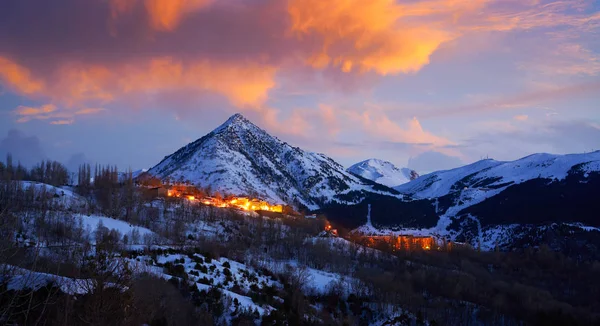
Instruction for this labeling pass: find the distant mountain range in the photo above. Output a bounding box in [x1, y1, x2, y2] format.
[148, 114, 398, 210]
[347, 159, 418, 188]
[331, 151, 600, 258]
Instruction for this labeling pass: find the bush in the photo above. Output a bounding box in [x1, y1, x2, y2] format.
[165, 264, 187, 279]
[194, 263, 208, 273]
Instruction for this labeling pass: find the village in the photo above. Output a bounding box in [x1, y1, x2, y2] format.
[145, 183, 285, 213]
[357, 234, 456, 251]
[143, 181, 455, 253]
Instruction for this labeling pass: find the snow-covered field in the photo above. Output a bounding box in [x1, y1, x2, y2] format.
[1, 265, 98, 295]
[76, 214, 154, 241]
[20, 181, 88, 209]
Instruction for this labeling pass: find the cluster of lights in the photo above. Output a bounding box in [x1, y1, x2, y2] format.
[165, 188, 282, 212]
[364, 235, 434, 251]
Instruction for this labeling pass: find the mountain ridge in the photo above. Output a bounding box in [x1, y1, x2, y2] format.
[395, 151, 600, 199]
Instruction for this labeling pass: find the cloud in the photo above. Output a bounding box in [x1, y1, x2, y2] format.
[462, 0, 600, 33]
[521, 43, 600, 76]
[110, 0, 213, 31]
[408, 150, 464, 174]
[12, 103, 106, 125]
[0, 57, 45, 95]
[0, 0, 488, 110]
[75, 108, 106, 115]
[0, 0, 599, 128]
[287, 0, 457, 75]
[420, 81, 600, 118]
[0, 56, 277, 123]
[0, 129, 46, 167]
[50, 119, 75, 125]
[461, 119, 600, 160]
[252, 103, 458, 167]
[13, 104, 58, 122]
[318, 104, 340, 136]
[347, 109, 454, 147]
[513, 115, 529, 121]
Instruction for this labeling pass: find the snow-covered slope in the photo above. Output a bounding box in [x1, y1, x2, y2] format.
[394, 151, 600, 199]
[347, 159, 418, 187]
[148, 114, 398, 210]
[394, 159, 502, 199]
[19, 181, 87, 209]
[77, 214, 155, 242]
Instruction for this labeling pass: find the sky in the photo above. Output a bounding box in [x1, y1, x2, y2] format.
[0, 0, 599, 173]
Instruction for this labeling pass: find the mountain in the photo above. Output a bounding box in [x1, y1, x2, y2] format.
[148, 113, 399, 210]
[392, 151, 600, 229]
[395, 152, 600, 200]
[324, 151, 600, 257]
[347, 159, 418, 187]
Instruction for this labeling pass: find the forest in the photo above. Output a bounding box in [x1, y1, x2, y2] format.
[0, 156, 599, 325]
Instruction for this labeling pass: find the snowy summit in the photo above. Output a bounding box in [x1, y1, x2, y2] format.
[347, 159, 418, 188]
[148, 113, 398, 210]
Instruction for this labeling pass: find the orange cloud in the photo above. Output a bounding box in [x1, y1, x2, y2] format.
[2, 0, 599, 130]
[110, 0, 212, 31]
[288, 0, 456, 75]
[117, 58, 276, 107]
[12, 104, 104, 124]
[145, 0, 212, 31]
[0, 57, 45, 95]
[0, 56, 276, 120]
[14, 104, 63, 123]
[54, 64, 115, 106]
[14, 104, 57, 117]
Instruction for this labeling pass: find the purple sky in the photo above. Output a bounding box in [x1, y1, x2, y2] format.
[0, 0, 599, 173]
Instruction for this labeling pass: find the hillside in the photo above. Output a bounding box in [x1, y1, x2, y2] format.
[2, 156, 600, 325]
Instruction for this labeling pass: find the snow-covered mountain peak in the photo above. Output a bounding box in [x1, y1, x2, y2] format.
[214, 113, 257, 133]
[148, 115, 398, 210]
[347, 159, 418, 187]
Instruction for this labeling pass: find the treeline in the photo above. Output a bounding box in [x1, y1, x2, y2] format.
[75, 163, 139, 221]
[0, 154, 69, 186]
[0, 155, 73, 213]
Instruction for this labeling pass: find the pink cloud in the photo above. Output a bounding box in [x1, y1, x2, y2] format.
[514, 115, 529, 121]
[420, 81, 600, 119]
